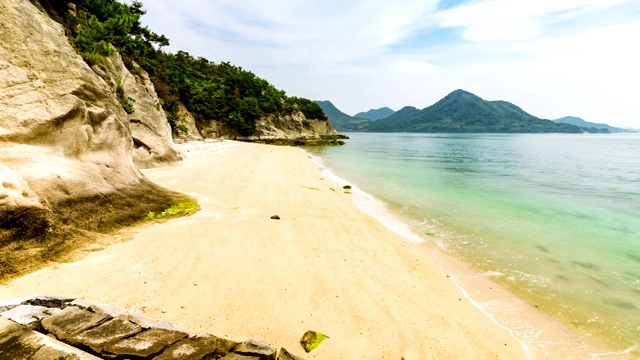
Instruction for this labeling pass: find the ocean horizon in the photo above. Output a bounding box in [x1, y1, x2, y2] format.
[306, 132, 640, 358]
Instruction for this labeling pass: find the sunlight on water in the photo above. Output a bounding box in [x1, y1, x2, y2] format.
[307, 133, 640, 355]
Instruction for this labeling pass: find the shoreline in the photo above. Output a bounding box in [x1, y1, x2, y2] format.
[0, 140, 591, 358]
[305, 145, 626, 359]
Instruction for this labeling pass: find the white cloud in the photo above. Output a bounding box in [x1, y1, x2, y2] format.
[437, 0, 636, 41]
[134, 0, 640, 128]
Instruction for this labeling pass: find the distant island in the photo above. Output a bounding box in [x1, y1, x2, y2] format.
[553, 116, 635, 133]
[354, 107, 395, 121]
[317, 90, 623, 134]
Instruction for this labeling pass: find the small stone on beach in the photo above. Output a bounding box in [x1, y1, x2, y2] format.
[271, 215, 281, 220]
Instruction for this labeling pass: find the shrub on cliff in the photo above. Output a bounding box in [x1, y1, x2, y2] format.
[289, 97, 328, 121]
[48, 0, 167, 66]
[41, 0, 329, 136]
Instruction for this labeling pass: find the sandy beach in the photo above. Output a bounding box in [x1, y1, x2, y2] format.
[0, 141, 530, 359]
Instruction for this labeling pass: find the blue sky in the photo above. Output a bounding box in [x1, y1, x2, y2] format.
[136, 0, 640, 128]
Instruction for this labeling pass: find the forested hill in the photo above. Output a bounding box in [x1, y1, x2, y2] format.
[375, 106, 420, 124]
[314, 101, 370, 132]
[367, 90, 595, 133]
[41, 0, 332, 139]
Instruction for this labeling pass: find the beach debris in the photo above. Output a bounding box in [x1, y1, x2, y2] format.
[271, 215, 281, 220]
[344, 191, 352, 194]
[299, 330, 329, 353]
[342, 185, 352, 189]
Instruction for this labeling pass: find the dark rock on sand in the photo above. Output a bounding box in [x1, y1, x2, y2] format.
[41, 307, 111, 342]
[234, 339, 277, 359]
[103, 328, 188, 359]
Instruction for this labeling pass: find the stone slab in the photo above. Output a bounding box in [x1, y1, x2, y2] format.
[69, 315, 143, 354]
[0, 295, 73, 313]
[41, 306, 111, 342]
[0, 317, 98, 360]
[0, 316, 41, 359]
[22, 296, 76, 310]
[0, 296, 304, 360]
[154, 335, 239, 360]
[234, 339, 276, 359]
[103, 327, 187, 358]
[1, 304, 62, 330]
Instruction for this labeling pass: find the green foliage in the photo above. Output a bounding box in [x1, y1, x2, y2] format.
[115, 78, 135, 114]
[302, 119, 312, 127]
[146, 199, 199, 220]
[47, 0, 326, 136]
[176, 124, 189, 133]
[163, 102, 181, 131]
[82, 51, 107, 66]
[291, 98, 328, 120]
[147, 53, 326, 136]
[120, 96, 135, 114]
[62, 0, 169, 67]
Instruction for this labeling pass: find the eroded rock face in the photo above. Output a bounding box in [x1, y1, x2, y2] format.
[173, 102, 204, 142]
[0, 0, 187, 245]
[91, 53, 183, 168]
[197, 111, 340, 142]
[0, 0, 134, 196]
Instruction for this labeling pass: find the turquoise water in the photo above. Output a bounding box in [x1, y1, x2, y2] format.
[307, 133, 640, 353]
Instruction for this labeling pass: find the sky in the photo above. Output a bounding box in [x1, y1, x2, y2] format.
[136, 0, 640, 128]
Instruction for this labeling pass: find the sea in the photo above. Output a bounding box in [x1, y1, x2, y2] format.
[305, 133, 640, 358]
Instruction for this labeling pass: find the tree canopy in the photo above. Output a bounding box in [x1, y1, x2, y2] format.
[43, 0, 327, 136]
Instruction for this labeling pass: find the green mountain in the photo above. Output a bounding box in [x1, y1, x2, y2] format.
[553, 116, 635, 133]
[368, 90, 591, 133]
[314, 101, 370, 131]
[354, 107, 395, 120]
[375, 106, 420, 124]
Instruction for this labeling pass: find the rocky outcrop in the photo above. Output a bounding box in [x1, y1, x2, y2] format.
[0, 0, 189, 269]
[169, 100, 343, 146]
[0, 295, 307, 360]
[172, 102, 203, 142]
[91, 52, 183, 168]
[197, 111, 342, 145]
[0, 316, 99, 359]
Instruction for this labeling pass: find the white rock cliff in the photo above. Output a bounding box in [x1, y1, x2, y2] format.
[0, 0, 185, 243]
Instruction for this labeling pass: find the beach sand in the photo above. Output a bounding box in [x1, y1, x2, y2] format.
[0, 141, 527, 359]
